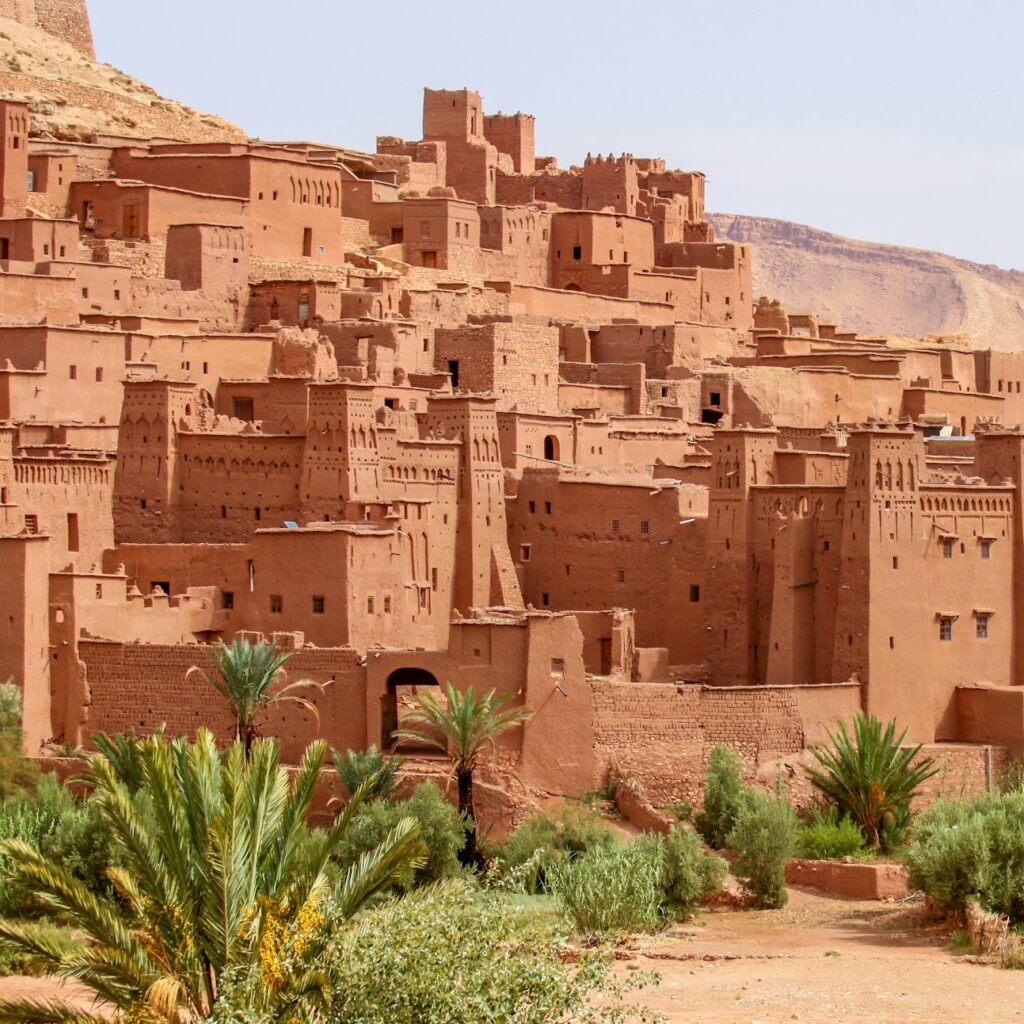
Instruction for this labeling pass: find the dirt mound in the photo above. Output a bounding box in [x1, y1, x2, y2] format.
[711, 212, 1024, 351]
[0, 13, 245, 142]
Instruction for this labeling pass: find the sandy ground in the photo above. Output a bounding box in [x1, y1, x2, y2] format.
[4, 888, 1023, 1023]
[621, 887, 1024, 1024]
[0, 975, 108, 1016]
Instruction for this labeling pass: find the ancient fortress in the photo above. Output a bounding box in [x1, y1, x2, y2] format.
[0, 4, 1020, 810]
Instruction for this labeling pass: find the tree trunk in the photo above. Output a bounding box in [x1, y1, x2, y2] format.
[457, 766, 479, 867]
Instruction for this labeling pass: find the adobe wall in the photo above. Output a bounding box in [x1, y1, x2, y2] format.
[591, 680, 861, 805]
[78, 640, 368, 763]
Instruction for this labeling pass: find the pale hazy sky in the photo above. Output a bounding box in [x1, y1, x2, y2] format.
[88, 0, 1023, 270]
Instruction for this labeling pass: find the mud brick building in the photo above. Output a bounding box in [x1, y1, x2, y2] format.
[0, 29, 1017, 816]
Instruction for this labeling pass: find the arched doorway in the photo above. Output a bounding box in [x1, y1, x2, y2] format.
[543, 435, 559, 461]
[381, 667, 441, 750]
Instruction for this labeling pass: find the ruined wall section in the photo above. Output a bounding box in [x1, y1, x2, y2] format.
[0, 0, 96, 58]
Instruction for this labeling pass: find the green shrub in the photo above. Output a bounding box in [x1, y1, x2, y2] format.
[302, 881, 657, 1024]
[550, 840, 664, 937]
[334, 780, 464, 890]
[331, 744, 403, 802]
[804, 713, 937, 850]
[660, 825, 727, 918]
[796, 807, 868, 860]
[0, 682, 39, 800]
[906, 791, 1024, 921]
[498, 805, 618, 893]
[695, 745, 745, 849]
[35, 779, 112, 900]
[727, 789, 798, 909]
[0, 775, 113, 916]
[0, 921, 74, 977]
[663, 802, 693, 822]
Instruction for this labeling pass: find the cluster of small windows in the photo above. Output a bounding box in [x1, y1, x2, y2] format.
[938, 614, 992, 641]
[996, 380, 1023, 394]
[943, 538, 994, 559]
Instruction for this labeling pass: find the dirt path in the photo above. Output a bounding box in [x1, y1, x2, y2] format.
[622, 887, 1024, 1023]
[0, 976, 109, 1017]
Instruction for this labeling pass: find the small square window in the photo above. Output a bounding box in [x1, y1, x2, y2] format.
[95, 367, 103, 382]
[312, 595, 325, 615]
[519, 544, 531, 562]
[616, 569, 626, 584]
[640, 520, 650, 534]
[528, 500, 536, 514]
[95, 583, 103, 599]
[384, 595, 392, 613]
[541, 592, 549, 606]
[68, 364, 77, 380]
[981, 541, 991, 559]
[545, 501, 552, 514]
[23, 514, 38, 534]
[689, 584, 701, 603]
[977, 614, 990, 639]
[943, 540, 953, 559]
[222, 591, 234, 610]
[367, 596, 375, 614]
[572, 245, 582, 260]
[939, 617, 953, 641]
[270, 594, 283, 614]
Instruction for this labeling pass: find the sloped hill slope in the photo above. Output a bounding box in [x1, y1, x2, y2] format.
[0, 13, 244, 142]
[711, 213, 1024, 351]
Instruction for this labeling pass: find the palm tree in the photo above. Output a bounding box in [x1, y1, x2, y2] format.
[394, 683, 532, 866]
[189, 638, 327, 759]
[332, 744, 404, 803]
[0, 730, 425, 1023]
[804, 712, 938, 848]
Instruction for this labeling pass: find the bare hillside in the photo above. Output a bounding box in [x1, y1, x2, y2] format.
[0, 14, 244, 142]
[711, 213, 1024, 351]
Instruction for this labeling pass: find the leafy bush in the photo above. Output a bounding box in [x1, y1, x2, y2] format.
[297, 881, 657, 1024]
[796, 806, 868, 861]
[498, 805, 618, 893]
[0, 682, 38, 800]
[551, 829, 727, 937]
[331, 744, 403, 802]
[0, 797, 61, 917]
[663, 802, 693, 822]
[550, 839, 664, 937]
[804, 713, 937, 850]
[334, 780, 464, 890]
[0, 921, 74, 977]
[906, 791, 1024, 921]
[727, 789, 798, 909]
[660, 825, 727, 918]
[695, 745, 746, 849]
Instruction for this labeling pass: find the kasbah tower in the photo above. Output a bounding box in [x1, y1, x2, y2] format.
[0, 0, 1019, 822]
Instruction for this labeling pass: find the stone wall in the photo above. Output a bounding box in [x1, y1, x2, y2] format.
[592, 680, 861, 805]
[0, 0, 95, 57]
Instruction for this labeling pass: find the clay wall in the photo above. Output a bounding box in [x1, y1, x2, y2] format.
[901, 387, 1003, 434]
[0, 326, 127, 424]
[482, 113, 535, 174]
[0, 270, 78, 324]
[70, 181, 246, 242]
[508, 471, 707, 660]
[435, 322, 559, 414]
[402, 197, 480, 272]
[591, 680, 861, 805]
